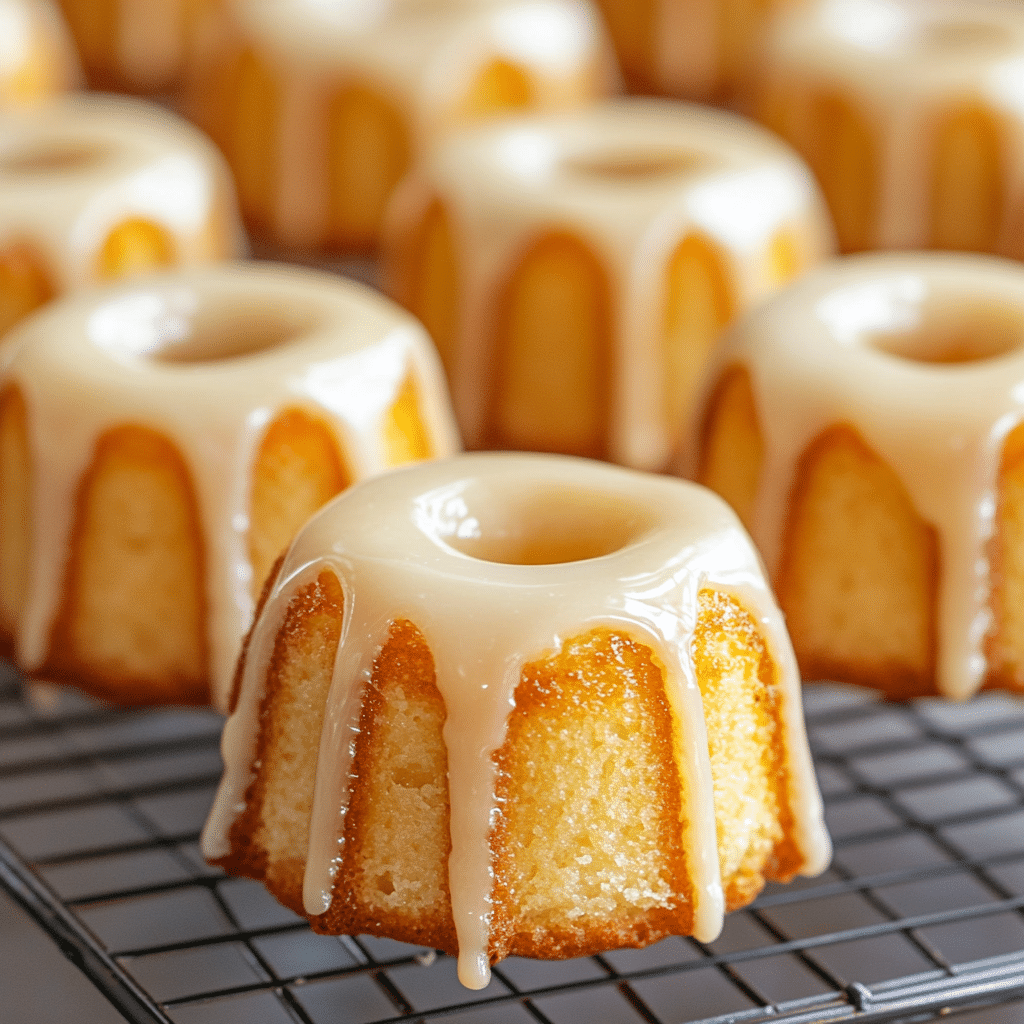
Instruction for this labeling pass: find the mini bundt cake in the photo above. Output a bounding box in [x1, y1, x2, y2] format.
[184, 0, 616, 253]
[55, 0, 210, 93]
[0, 0, 80, 107]
[593, 0, 798, 102]
[0, 93, 243, 338]
[690, 253, 1024, 700]
[750, 0, 1024, 255]
[0, 263, 460, 709]
[384, 98, 834, 471]
[203, 453, 831, 989]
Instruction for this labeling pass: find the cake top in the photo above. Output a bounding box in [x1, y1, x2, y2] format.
[410, 97, 821, 250]
[0, 93, 240, 285]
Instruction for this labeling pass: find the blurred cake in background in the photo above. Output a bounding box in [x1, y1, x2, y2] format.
[592, 0, 801, 103]
[184, 0, 617, 254]
[384, 98, 834, 471]
[689, 253, 1024, 700]
[0, 93, 243, 337]
[0, 263, 460, 709]
[55, 0, 213, 94]
[0, 0, 80, 108]
[749, 0, 1024, 255]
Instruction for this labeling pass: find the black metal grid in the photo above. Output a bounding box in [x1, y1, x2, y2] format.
[1, 662, 1024, 1024]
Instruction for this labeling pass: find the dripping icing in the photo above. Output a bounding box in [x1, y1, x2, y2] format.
[1, 263, 459, 709]
[204, 454, 831, 990]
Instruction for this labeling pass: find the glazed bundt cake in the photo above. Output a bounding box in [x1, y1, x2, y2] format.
[55, 0, 210, 93]
[203, 453, 831, 989]
[185, 0, 616, 252]
[0, 0, 79, 108]
[690, 253, 1024, 700]
[0, 93, 243, 338]
[749, 0, 1024, 255]
[384, 98, 834, 470]
[0, 263, 460, 709]
[594, 0, 798, 102]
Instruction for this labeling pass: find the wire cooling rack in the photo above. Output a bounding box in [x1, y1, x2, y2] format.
[1, 662, 1023, 1024]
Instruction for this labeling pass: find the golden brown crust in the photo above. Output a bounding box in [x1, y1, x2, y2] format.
[0, 242, 56, 337]
[661, 233, 734, 449]
[930, 102, 1004, 254]
[776, 424, 940, 698]
[0, 385, 30, 651]
[389, 197, 460, 378]
[775, 90, 876, 254]
[56, 0, 118, 90]
[226, 48, 279, 241]
[227, 553, 285, 716]
[327, 84, 412, 252]
[486, 231, 613, 459]
[216, 569, 346, 900]
[314, 618, 457, 952]
[695, 364, 764, 531]
[591, 0, 658, 95]
[452, 59, 534, 122]
[383, 373, 434, 466]
[492, 628, 693, 962]
[42, 424, 209, 706]
[215, 586, 807, 964]
[96, 218, 176, 280]
[248, 408, 350, 601]
[695, 589, 803, 896]
[985, 420, 1024, 694]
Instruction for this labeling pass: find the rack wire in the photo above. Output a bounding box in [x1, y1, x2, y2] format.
[1, 661, 1023, 1024]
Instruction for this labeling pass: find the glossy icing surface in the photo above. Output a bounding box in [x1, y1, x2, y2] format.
[0, 93, 243, 288]
[203, 452, 831, 989]
[757, 0, 1024, 248]
[385, 98, 834, 469]
[691, 252, 1024, 699]
[0, 263, 461, 709]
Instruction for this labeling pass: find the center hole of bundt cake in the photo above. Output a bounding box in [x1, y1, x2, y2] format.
[90, 291, 320, 363]
[918, 19, 1009, 53]
[871, 302, 1024, 364]
[0, 141, 108, 175]
[445, 486, 654, 565]
[152, 307, 318, 363]
[564, 150, 711, 182]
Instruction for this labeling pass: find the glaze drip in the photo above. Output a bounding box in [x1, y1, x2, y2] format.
[0, 263, 459, 707]
[203, 454, 830, 988]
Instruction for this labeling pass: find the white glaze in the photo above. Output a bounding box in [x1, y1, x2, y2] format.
[384, 97, 834, 471]
[0, 262, 461, 709]
[202, 452, 831, 989]
[0, 0, 79, 102]
[755, 0, 1024, 250]
[0, 93, 244, 293]
[194, 0, 616, 249]
[688, 252, 1024, 699]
